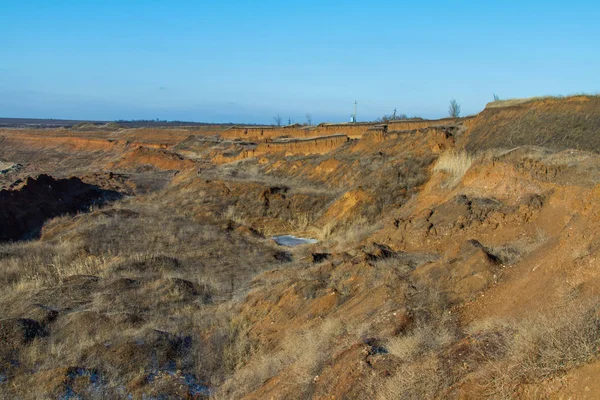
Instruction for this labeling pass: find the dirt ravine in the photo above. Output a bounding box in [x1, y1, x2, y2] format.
[1, 95, 600, 399]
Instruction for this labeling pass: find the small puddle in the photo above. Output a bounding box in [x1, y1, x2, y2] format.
[273, 235, 318, 247]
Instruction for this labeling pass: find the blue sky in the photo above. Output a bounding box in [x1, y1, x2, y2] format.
[1, 0, 599, 123]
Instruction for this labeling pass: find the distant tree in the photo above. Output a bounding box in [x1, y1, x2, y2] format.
[493, 93, 500, 101]
[306, 113, 312, 125]
[273, 114, 282, 126]
[288, 117, 292, 125]
[448, 99, 461, 118]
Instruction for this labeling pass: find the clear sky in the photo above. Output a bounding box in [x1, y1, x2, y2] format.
[1, 0, 599, 123]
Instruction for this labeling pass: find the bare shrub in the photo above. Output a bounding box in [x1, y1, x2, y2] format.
[449, 99, 461, 117]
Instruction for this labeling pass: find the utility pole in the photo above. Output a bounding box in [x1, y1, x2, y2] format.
[351, 100, 358, 123]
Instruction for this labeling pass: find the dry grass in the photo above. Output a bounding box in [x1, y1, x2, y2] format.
[213, 318, 344, 399]
[485, 94, 600, 109]
[317, 214, 384, 252]
[291, 211, 312, 231]
[0, 241, 114, 291]
[369, 283, 457, 399]
[2, 173, 595, 399]
[0, 181, 295, 399]
[223, 205, 246, 225]
[376, 355, 449, 400]
[467, 95, 600, 152]
[433, 150, 475, 187]
[468, 299, 600, 398]
[486, 96, 558, 108]
[386, 320, 454, 362]
[372, 289, 600, 399]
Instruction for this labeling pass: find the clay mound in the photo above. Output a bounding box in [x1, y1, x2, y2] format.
[462, 95, 600, 152]
[0, 174, 122, 241]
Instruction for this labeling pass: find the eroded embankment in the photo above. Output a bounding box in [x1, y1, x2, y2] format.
[0, 133, 130, 153]
[106, 147, 196, 172]
[0, 129, 203, 184]
[212, 134, 350, 164]
[220, 124, 370, 141]
[0, 127, 195, 148]
[220, 117, 463, 142]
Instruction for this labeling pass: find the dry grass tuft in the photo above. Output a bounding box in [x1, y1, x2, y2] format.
[386, 320, 454, 362]
[433, 150, 475, 187]
[223, 205, 246, 225]
[376, 355, 449, 400]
